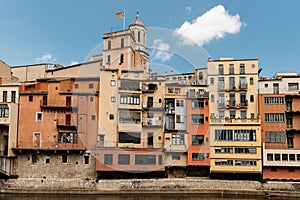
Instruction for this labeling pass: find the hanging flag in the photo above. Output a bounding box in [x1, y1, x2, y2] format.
[115, 10, 124, 18]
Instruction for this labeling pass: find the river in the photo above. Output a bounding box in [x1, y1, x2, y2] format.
[0, 193, 293, 200]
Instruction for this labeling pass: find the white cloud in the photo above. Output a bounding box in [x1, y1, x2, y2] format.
[185, 6, 192, 13]
[35, 53, 56, 63]
[152, 39, 173, 62]
[70, 61, 79, 66]
[175, 5, 243, 46]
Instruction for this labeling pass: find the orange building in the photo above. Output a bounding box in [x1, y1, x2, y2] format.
[186, 86, 210, 176]
[15, 77, 99, 178]
[260, 73, 300, 180]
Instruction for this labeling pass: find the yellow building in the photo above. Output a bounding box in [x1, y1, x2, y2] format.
[208, 58, 261, 178]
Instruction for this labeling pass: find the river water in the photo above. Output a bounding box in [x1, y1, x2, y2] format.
[0, 193, 292, 200]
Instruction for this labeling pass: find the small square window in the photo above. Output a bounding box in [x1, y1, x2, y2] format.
[109, 114, 114, 120]
[111, 80, 116, 86]
[111, 96, 116, 102]
[29, 96, 33, 102]
[264, 84, 268, 88]
[55, 87, 58, 90]
[134, 73, 139, 77]
[89, 84, 94, 89]
[90, 97, 94, 102]
[45, 157, 50, 164]
[124, 72, 128, 77]
[75, 84, 79, 89]
[91, 115, 96, 120]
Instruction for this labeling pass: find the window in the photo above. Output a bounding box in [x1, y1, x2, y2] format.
[107, 55, 111, 64]
[123, 72, 128, 77]
[219, 110, 225, 118]
[66, 96, 71, 107]
[267, 154, 273, 161]
[135, 155, 156, 165]
[138, 31, 141, 42]
[210, 78, 214, 85]
[289, 168, 295, 172]
[264, 97, 284, 104]
[109, 114, 114, 120]
[88, 84, 94, 89]
[172, 134, 184, 145]
[218, 77, 225, 90]
[176, 99, 184, 107]
[32, 154, 38, 163]
[240, 63, 245, 74]
[75, 84, 79, 89]
[192, 153, 204, 160]
[229, 77, 235, 89]
[265, 113, 285, 122]
[234, 130, 256, 141]
[250, 77, 254, 85]
[110, 80, 116, 86]
[265, 132, 286, 143]
[192, 99, 204, 108]
[0, 104, 9, 118]
[104, 154, 113, 165]
[45, 157, 50, 164]
[264, 84, 268, 88]
[288, 83, 298, 91]
[172, 153, 181, 160]
[58, 132, 78, 144]
[235, 160, 257, 166]
[62, 155, 67, 163]
[175, 88, 181, 94]
[176, 115, 182, 123]
[98, 135, 104, 147]
[192, 114, 204, 124]
[11, 91, 16, 103]
[215, 130, 233, 141]
[119, 132, 141, 144]
[36, 112, 43, 122]
[282, 154, 288, 161]
[84, 155, 89, 164]
[215, 160, 233, 166]
[91, 115, 96, 120]
[120, 53, 124, 64]
[218, 93, 225, 107]
[229, 64, 234, 74]
[134, 72, 139, 77]
[192, 135, 204, 145]
[230, 110, 236, 118]
[240, 110, 247, 119]
[218, 64, 224, 74]
[119, 111, 141, 123]
[121, 38, 124, 48]
[215, 147, 233, 154]
[239, 77, 247, 89]
[65, 114, 71, 125]
[250, 95, 254, 103]
[235, 148, 256, 154]
[118, 154, 130, 165]
[290, 154, 296, 161]
[211, 95, 214, 102]
[229, 93, 236, 106]
[2, 91, 7, 102]
[275, 154, 281, 161]
[90, 97, 94, 102]
[120, 95, 140, 105]
[108, 40, 111, 50]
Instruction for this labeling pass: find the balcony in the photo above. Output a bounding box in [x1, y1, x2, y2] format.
[164, 144, 187, 152]
[210, 117, 260, 125]
[263, 143, 300, 167]
[40, 100, 78, 111]
[226, 100, 248, 109]
[142, 118, 163, 128]
[142, 83, 158, 93]
[238, 83, 248, 90]
[186, 91, 209, 98]
[56, 119, 77, 130]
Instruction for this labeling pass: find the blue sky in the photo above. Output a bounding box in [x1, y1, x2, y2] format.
[0, 0, 300, 77]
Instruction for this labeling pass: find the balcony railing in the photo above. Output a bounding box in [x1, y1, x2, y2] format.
[211, 117, 260, 124]
[226, 100, 248, 108]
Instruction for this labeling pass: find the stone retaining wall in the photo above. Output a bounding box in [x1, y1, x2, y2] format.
[1, 178, 300, 197]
